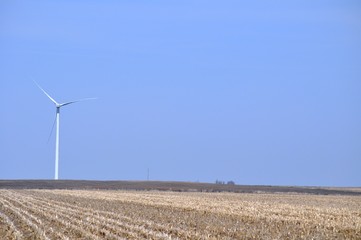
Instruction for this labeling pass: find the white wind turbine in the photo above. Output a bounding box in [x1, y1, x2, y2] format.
[35, 81, 96, 180]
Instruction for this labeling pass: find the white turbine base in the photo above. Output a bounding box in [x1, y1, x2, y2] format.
[55, 107, 60, 180]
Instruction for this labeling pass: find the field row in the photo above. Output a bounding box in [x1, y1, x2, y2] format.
[0, 189, 360, 239]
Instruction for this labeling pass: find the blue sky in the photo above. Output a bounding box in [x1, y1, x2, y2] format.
[1, 1, 360, 186]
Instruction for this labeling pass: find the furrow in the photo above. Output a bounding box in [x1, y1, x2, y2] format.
[16, 191, 171, 239]
[29, 190, 195, 238]
[6, 191, 139, 239]
[2, 191, 98, 240]
[0, 210, 24, 240]
[0, 197, 49, 240]
[37, 192, 187, 239]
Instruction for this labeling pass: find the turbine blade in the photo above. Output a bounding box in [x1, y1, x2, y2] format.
[59, 97, 97, 107]
[33, 80, 59, 105]
[47, 112, 57, 144]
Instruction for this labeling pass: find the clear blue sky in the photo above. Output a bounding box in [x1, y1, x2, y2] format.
[1, 1, 360, 186]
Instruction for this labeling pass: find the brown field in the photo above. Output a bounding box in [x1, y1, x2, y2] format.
[0, 188, 360, 239]
[1, 180, 361, 196]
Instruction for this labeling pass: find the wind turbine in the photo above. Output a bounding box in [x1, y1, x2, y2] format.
[35, 81, 96, 180]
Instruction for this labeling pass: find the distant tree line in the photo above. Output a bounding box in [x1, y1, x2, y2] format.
[215, 180, 235, 185]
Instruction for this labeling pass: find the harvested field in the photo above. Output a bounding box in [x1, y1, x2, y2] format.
[1, 180, 360, 196]
[0, 189, 360, 239]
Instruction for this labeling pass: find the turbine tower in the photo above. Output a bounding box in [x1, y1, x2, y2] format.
[35, 81, 96, 180]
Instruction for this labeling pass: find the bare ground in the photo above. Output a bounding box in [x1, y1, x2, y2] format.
[0, 180, 360, 196]
[0, 189, 360, 239]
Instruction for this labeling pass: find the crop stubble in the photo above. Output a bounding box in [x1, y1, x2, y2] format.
[0, 189, 360, 239]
